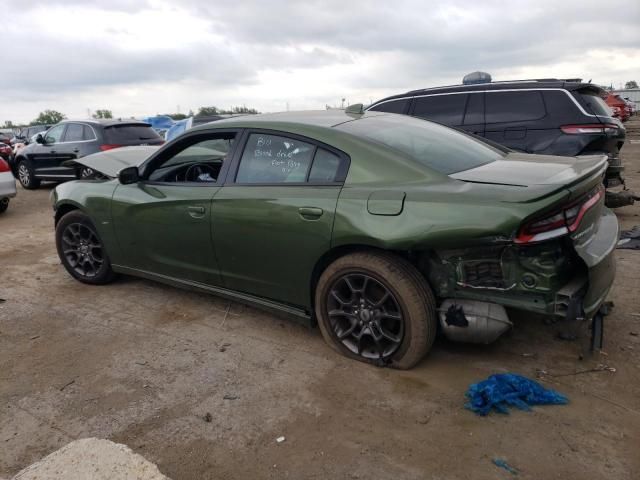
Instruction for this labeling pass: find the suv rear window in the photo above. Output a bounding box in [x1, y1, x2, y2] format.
[573, 90, 612, 116]
[412, 94, 467, 126]
[339, 114, 504, 175]
[104, 124, 162, 144]
[485, 91, 546, 123]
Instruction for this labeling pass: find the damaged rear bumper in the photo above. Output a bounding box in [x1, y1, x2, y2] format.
[570, 206, 618, 318]
[424, 207, 618, 345]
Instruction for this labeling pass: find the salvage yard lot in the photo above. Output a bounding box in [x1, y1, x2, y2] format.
[2, 119, 640, 479]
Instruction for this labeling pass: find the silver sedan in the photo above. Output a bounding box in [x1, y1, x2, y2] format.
[0, 158, 17, 213]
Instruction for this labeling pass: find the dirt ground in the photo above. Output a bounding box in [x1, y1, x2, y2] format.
[2, 118, 640, 480]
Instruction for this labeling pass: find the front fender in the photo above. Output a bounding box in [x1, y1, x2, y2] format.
[52, 180, 122, 263]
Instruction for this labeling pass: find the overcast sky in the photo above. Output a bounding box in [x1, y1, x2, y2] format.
[3, 0, 639, 124]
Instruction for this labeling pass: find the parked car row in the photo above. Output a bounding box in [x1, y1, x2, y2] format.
[4, 72, 624, 368]
[604, 93, 635, 121]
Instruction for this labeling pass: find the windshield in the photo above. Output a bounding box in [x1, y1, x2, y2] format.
[338, 114, 504, 174]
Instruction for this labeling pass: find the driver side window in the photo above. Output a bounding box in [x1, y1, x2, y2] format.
[147, 133, 236, 183]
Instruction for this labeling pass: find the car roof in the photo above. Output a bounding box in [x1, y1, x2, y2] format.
[190, 110, 379, 132]
[371, 79, 604, 104]
[60, 118, 152, 127]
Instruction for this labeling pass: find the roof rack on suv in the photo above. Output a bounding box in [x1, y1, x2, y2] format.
[406, 78, 584, 95]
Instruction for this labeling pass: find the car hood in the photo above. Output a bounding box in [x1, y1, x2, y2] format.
[70, 146, 160, 178]
[450, 152, 607, 188]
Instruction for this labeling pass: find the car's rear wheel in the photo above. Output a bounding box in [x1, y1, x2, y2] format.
[315, 251, 437, 369]
[0, 198, 9, 213]
[55, 210, 116, 285]
[17, 159, 40, 189]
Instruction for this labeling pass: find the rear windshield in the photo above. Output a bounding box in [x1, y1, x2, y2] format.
[574, 91, 611, 116]
[104, 124, 162, 144]
[338, 114, 504, 175]
[29, 125, 49, 135]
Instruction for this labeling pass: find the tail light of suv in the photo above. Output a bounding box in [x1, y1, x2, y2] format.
[561, 124, 618, 134]
[515, 185, 604, 244]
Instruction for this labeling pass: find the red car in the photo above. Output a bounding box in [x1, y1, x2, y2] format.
[0, 142, 12, 161]
[604, 93, 630, 122]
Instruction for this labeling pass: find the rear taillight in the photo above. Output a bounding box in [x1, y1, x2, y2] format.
[515, 186, 604, 244]
[561, 124, 618, 134]
[0, 158, 10, 172]
[99, 144, 122, 151]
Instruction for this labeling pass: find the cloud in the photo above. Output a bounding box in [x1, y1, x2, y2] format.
[2, 0, 639, 123]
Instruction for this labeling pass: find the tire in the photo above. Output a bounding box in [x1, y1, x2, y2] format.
[0, 198, 8, 213]
[315, 251, 437, 369]
[55, 210, 116, 285]
[17, 159, 40, 189]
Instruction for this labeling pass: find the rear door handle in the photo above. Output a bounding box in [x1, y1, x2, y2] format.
[73, 149, 80, 153]
[298, 207, 323, 220]
[50, 150, 56, 154]
[187, 205, 206, 218]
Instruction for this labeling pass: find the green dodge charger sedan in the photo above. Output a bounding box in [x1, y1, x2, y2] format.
[51, 110, 618, 369]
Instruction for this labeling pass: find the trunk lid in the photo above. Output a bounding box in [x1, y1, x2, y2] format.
[450, 152, 607, 189]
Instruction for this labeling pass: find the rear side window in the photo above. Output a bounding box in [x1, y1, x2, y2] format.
[236, 133, 315, 183]
[308, 149, 341, 182]
[412, 94, 467, 126]
[339, 115, 504, 175]
[574, 91, 611, 116]
[104, 124, 161, 144]
[369, 99, 410, 114]
[485, 91, 546, 123]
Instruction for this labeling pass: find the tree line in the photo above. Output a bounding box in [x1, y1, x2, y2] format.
[2, 105, 261, 130]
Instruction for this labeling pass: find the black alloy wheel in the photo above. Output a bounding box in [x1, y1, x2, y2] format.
[55, 210, 116, 284]
[327, 273, 404, 360]
[60, 222, 105, 278]
[315, 251, 437, 369]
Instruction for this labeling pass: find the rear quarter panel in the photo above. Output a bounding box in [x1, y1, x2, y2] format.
[332, 181, 567, 251]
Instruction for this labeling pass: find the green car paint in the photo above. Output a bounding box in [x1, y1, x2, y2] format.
[53, 110, 617, 326]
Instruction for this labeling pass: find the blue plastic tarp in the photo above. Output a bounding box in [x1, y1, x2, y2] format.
[465, 373, 568, 416]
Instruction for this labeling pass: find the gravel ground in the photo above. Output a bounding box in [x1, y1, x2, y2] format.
[1, 117, 640, 480]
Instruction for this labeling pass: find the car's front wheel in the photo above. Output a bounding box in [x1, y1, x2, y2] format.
[17, 159, 40, 189]
[55, 210, 116, 284]
[315, 251, 437, 369]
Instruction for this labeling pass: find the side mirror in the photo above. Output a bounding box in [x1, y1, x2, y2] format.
[35, 134, 45, 144]
[118, 166, 140, 184]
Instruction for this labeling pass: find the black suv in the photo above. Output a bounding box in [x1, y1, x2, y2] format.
[368, 79, 633, 205]
[12, 119, 163, 189]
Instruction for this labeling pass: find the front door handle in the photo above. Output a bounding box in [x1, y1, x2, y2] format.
[298, 207, 323, 220]
[73, 149, 80, 153]
[187, 205, 206, 218]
